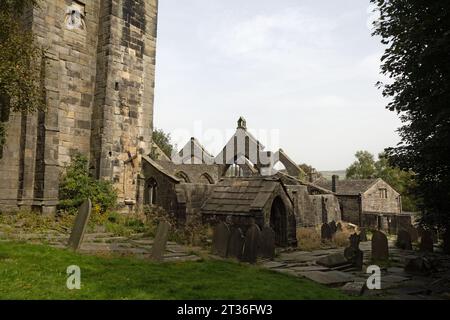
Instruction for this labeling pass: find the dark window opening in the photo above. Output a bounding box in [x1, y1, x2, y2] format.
[145, 178, 158, 205]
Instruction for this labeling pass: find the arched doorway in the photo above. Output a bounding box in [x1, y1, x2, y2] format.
[144, 178, 157, 205]
[270, 196, 288, 247]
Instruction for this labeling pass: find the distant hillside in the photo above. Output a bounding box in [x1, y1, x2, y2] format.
[319, 170, 346, 180]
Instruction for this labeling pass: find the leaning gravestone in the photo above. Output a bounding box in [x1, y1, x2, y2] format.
[67, 199, 92, 251]
[396, 229, 413, 250]
[212, 222, 231, 258]
[321, 223, 333, 241]
[151, 221, 170, 261]
[241, 224, 261, 264]
[344, 233, 364, 270]
[259, 226, 276, 260]
[228, 227, 245, 259]
[419, 230, 434, 253]
[371, 230, 389, 261]
[329, 221, 337, 235]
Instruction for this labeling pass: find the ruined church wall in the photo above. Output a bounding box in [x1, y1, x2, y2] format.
[0, 0, 158, 213]
[338, 195, 361, 225]
[287, 186, 341, 227]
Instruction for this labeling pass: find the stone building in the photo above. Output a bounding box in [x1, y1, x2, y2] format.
[140, 118, 342, 246]
[0, 0, 158, 214]
[315, 175, 408, 233]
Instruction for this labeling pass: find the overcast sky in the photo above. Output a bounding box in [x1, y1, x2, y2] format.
[153, 0, 402, 171]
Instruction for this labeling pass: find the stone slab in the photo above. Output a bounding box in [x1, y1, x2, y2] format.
[299, 270, 353, 285]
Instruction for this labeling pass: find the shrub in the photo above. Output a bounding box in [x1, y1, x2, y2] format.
[143, 205, 211, 247]
[59, 154, 117, 214]
[332, 231, 350, 247]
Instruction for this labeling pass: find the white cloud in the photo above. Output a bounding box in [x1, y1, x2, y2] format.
[211, 8, 338, 59]
[154, 0, 401, 170]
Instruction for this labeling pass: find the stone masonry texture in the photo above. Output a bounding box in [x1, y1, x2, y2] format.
[0, 0, 158, 213]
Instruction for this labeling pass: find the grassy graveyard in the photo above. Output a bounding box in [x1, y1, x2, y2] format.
[0, 241, 350, 300]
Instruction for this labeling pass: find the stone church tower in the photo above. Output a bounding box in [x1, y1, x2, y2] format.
[0, 0, 158, 214]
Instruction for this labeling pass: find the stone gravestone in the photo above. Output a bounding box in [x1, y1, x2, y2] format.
[241, 224, 261, 264]
[228, 227, 245, 260]
[67, 199, 92, 251]
[212, 222, 231, 258]
[358, 227, 367, 242]
[329, 221, 337, 235]
[396, 229, 413, 250]
[151, 221, 170, 261]
[419, 230, 434, 253]
[407, 225, 419, 242]
[259, 226, 276, 260]
[344, 233, 364, 270]
[321, 223, 332, 241]
[371, 230, 389, 261]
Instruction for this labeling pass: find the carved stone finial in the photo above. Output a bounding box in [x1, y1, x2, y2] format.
[237, 116, 247, 130]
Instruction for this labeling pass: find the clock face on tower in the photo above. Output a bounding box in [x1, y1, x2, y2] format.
[65, 1, 86, 31]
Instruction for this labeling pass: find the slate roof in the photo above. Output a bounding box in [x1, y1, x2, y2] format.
[315, 177, 380, 196]
[202, 177, 289, 215]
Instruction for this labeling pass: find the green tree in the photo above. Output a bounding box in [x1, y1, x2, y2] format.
[0, 0, 44, 150]
[345, 151, 376, 179]
[372, 0, 450, 230]
[151, 128, 174, 158]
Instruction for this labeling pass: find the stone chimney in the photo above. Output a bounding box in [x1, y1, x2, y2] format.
[332, 175, 339, 193]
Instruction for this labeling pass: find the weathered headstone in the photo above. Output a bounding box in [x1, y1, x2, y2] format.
[67, 199, 92, 251]
[344, 233, 364, 270]
[407, 225, 419, 242]
[228, 227, 245, 259]
[212, 222, 231, 258]
[358, 227, 367, 242]
[260, 226, 276, 260]
[419, 230, 434, 253]
[241, 224, 261, 264]
[321, 223, 332, 241]
[396, 229, 413, 250]
[329, 221, 337, 235]
[371, 230, 389, 261]
[151, 221, 170, 261]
